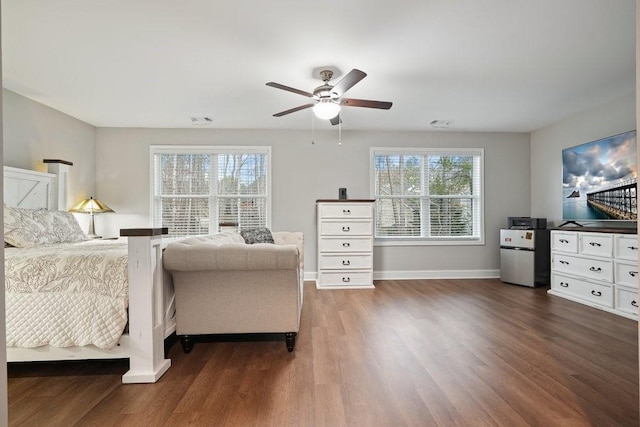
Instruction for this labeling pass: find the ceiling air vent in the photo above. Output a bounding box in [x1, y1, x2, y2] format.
[429, 119, 453, 128]
[190, 117, 213, 126]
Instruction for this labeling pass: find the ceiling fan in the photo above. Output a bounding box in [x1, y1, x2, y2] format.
[266, 68, 392, 125]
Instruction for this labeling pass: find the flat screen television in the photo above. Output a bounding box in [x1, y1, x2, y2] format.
[562, 129, 637, 225]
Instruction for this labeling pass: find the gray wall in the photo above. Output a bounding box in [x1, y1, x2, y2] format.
[0, 19, 7, 423]
[2, 89, 96, 210]
[531, 92, 636, 225]
[8, 87, 637, 277]
[95, 127, 531, 277]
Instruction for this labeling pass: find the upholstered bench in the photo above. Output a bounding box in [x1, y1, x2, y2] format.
[163, 231, 304, 353]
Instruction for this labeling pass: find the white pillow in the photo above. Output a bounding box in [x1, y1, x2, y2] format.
[4, 205, 49, 247]
[3, 205, 88, 247]
[40, 210, 89, 243]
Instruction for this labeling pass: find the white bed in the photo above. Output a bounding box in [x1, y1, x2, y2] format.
[4, 163, 175, 383]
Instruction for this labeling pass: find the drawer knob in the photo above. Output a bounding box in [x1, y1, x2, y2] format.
[629, 271, 637, 277]
[559, 260, 569, 265]
[589, 266, 602, 272]
[342, 242, 351, 247]
[342, 277, 351, 283]
[342, 226, 350, 232]
[591, 290, 602, 297]
[342, 260, 351, 266]
[632, 300, 638, 308]
[589, 242, 601, 247]
[342, 209, 351, 215]
[559, 239, 569, 244]
[560, 282, 569, 287]
[628, 246, 638, 251]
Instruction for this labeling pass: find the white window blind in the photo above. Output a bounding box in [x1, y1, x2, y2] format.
[151, 146, 270, 236]
[371, 148, 483, 243]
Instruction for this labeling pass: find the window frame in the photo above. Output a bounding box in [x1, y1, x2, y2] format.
[370, 147, 485, 246]
[150, 145, 272, 236]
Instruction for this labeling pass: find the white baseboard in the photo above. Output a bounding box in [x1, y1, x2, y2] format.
[304, 270, 499, 282]
[373, 269, 500, 280]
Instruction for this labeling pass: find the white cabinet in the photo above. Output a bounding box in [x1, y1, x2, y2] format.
[549, 230, 638, 320]
[316, 200, 375, 289]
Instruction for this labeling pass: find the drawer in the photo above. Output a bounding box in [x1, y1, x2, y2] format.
[614, 234, 639, 261]
[551, 231, 578, 253]
[319, 203, 372, 219]
[615, 286, 639, 316]
[319, 237, 372, 253]
[579, 233, 613, 257]
[318, 271, 373, 288]
[614, 261, 639, 288]
[319, 254, 372, 270]
[552, 253, 613, 282]
[551, 273, 614, 308]
[320, 221, 372, 236]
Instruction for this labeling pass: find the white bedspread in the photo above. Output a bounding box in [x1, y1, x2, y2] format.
[5, 239, 129, 349]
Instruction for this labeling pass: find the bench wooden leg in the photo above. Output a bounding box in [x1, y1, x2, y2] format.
[285, 332, 297, 352]
[180, 335, 194, 353]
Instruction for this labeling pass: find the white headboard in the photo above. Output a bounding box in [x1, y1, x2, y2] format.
[4, 162, 70, 210]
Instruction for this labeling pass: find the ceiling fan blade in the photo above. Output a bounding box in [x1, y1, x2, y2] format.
[340, 98, 393, 110]
[273, 103, 314, 117]
[330, 114, 342, 126]
[331, 69, 367, 97]
[266, 82, 314, 98]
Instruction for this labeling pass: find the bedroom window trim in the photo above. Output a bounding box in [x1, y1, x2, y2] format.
[150, 145, 271, 237]
[370, 147, 485, 246]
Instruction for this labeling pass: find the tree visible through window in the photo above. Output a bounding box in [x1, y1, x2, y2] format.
[372, 148, 483, 242]
[152, 146, 270, 236]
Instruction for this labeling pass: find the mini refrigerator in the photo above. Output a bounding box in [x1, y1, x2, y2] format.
[500, 228, 550, 287]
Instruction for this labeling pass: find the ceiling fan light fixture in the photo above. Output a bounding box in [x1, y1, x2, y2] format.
[313, 99, 341, 120]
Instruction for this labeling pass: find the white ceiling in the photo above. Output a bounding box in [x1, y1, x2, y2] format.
[2, 1, 636, 132]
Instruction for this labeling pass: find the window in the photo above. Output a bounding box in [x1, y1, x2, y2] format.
[371, 148, 484, 245]
[151, 146, 270, 236]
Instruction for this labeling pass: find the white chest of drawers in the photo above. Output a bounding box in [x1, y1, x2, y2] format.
[549, 229, 638, 320]
[316, 200, 375, 289]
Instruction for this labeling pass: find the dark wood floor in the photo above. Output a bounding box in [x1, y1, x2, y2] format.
[7, 279, 639, 426]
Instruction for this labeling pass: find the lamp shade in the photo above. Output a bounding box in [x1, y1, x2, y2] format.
[313, 99, 341, 120]
[69, 197, 114, 214]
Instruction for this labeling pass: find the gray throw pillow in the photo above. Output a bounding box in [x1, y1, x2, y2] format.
[240, 227, 274, 244]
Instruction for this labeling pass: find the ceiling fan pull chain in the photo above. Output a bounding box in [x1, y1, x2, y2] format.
[311, 112, 315, 145]
[338, 116, 342, 146]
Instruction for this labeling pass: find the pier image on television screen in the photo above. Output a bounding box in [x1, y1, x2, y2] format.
[562, 129, 637, 221]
